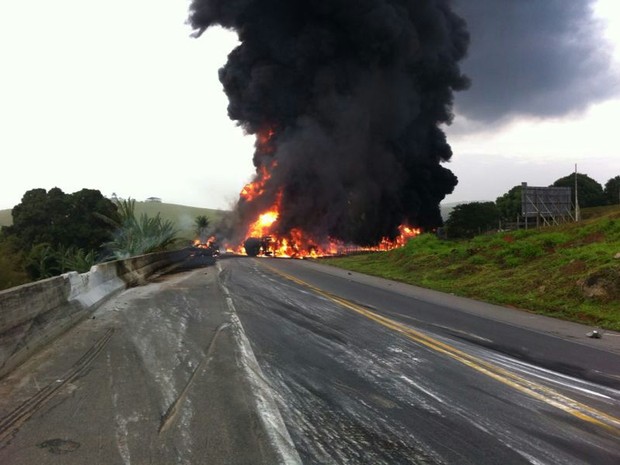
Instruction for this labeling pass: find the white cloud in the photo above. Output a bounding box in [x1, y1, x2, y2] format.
[596, 0, 620, 56]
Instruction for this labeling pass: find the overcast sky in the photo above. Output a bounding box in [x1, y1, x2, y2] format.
[1, 0, 619, 211]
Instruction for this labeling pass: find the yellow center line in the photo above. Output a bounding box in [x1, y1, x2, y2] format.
[260, 262, 620, 434]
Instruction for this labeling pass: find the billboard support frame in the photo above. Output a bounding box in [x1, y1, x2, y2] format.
[521, 183, 574, 228]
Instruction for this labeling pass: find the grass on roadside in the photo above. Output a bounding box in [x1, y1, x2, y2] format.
[325, 209, 620, 331]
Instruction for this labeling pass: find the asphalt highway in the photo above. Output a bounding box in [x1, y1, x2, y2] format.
[0, 255, 619, 464]
[221, 257, 620, 464]
[0, 263, 287, 465]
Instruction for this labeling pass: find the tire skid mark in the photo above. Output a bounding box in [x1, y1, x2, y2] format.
[0, 328, 115, 448]
[158, 322, 229, 435]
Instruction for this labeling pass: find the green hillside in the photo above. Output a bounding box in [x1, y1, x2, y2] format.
[0, 210, 11, 228]
[0, 202, 228, 241]
[326, 206, 620, 331]
[132, 202, 227, 241]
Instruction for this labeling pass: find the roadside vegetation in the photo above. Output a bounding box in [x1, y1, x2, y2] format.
[99, 198, 180, 259]
[447, 173, 619, 239]
[1, 188, 120, 282]
[0, 188, 222, 290]
[0, 200, 225, 241]
[326, 207, 620, 331]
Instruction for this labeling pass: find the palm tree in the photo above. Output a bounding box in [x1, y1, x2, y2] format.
[98, 198, 180, 259]
[57, 245, 96, 273]
[194, 215, 210, 242]
[25, 243, 56, 279]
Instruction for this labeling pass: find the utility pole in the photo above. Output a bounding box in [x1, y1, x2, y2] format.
[574, 164, 580, 222]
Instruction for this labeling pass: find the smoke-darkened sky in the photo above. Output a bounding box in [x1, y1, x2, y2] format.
[453, 0, 618, 124]
[0, 0, 619, 214]
[444, 0, 620, 204]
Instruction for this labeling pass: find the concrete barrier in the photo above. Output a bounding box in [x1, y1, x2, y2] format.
[0, 249, 191, 379]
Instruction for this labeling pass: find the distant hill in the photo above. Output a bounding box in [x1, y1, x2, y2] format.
[440, 201, 491, 221]
[0, 202, 229, 241]
[0, 209, 11, 228]
[133, 201, 227, 241]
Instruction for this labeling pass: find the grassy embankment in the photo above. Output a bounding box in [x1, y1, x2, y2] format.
[326, 207, 620, 331]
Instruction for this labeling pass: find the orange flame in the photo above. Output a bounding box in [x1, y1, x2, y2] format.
[247, 208, 279, 238]
[375, 225, 422, 250]
[232, 126, 422, 258]
[240, 163, 276, 202]
[233, 201, 421, 258]
[256, 127, 276, 154]
[193, 236, 217, 248]
[258, 127, 275, 145]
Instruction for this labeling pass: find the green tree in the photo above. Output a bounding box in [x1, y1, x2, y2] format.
[551, 173, 605, 208]
[64, 189, 120, 250]
[24, 243, 57, 280]
[5, 187, 119, 252]
[194, 215, 211, 241]
[0, 235, 29, 290]
[495, 185, 523, 221]
[100, 198, 180, 259]
[2, 188, 120, 280]
[54, 245, 97, 274]
[603, 176, 620, 205]
[4, 188, 62, 249]
[445, 202, 500, 239]
[20, 243, 97, 281]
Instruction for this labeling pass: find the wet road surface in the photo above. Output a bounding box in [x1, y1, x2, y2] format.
[220, 257, 620, 465]
[1, 255, 619, 464]
[0, 264, 286, 465]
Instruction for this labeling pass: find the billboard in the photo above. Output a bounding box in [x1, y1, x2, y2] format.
[521, 183, 572, 218]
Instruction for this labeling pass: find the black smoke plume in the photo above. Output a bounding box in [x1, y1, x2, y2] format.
[189, 0, 470, 246]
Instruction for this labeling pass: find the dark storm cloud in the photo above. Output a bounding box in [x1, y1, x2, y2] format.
[189, 0, 470, 245]
[452, 0, 618, 123]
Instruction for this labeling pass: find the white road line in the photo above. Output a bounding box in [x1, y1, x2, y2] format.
[107, 352, 132, 465]
[217, 262, 302, 465]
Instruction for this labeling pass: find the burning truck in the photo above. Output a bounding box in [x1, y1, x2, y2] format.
[243, 236, 272, 257]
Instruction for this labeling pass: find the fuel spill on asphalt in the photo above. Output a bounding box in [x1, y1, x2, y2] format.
[219, 257, 620, 465]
